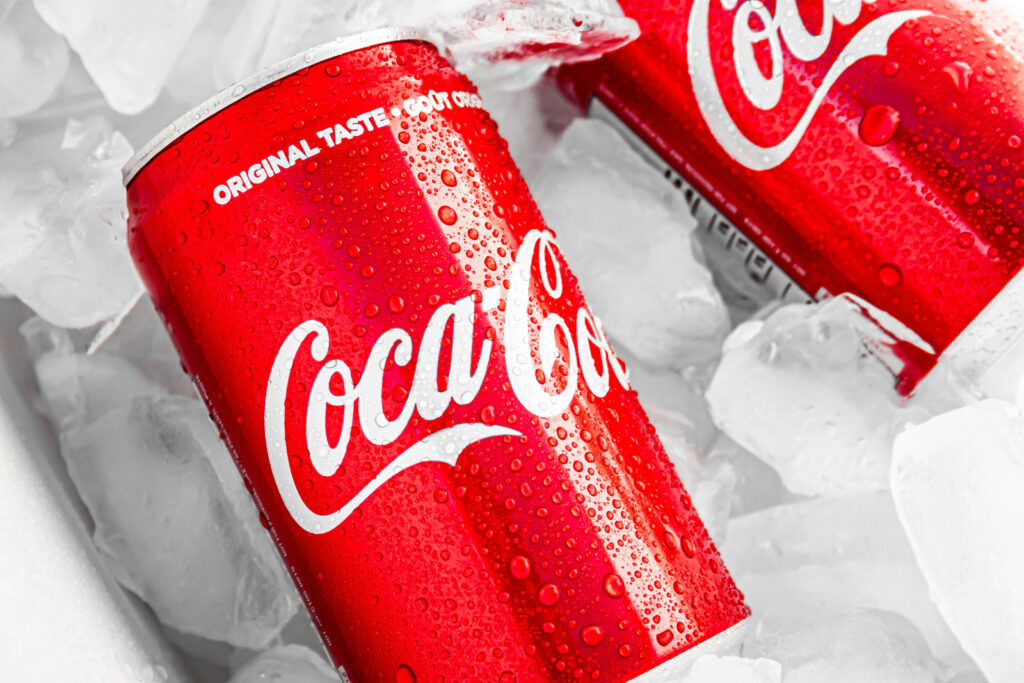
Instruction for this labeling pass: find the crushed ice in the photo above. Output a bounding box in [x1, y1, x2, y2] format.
[0, 0, 1020, 681]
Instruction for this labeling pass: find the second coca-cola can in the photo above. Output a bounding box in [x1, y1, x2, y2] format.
[123, 27, 749, 682]
[557, 0, 1024, 396]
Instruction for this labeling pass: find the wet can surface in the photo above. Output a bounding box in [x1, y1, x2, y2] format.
[124, 28, 749, 683]
[557, 0, 1024, 394]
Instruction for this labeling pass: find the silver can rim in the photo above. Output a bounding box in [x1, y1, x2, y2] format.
[122, 26, 435, 185]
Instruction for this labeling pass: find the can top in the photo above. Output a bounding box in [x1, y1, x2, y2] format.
[122, 26, 433, 185]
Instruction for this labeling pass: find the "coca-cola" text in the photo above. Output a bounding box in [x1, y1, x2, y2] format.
[264, 229, 630, 534]
[688, 0, 929, 170]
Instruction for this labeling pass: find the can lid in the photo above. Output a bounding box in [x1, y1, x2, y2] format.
[122, 26, 434, 185]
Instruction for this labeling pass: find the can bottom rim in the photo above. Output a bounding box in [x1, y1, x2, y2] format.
[329, 617, 753, 682]
[629, 616, 752, 683]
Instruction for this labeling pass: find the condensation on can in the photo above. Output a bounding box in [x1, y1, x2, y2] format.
[125, 27, 750, 683]
[556, 0, 1024, 396]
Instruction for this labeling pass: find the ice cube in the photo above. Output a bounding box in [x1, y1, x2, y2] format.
[173, 0, 365, 98]
[681, 655, 781, 683]
[745, 610, 946, 683]
[60, 395, 297, 648]
[164, 0, 253, 106]
[0, 115, 141, 328]
[721, 494, 967, 668]
[33, 0, 209, 114]
[435, 0, 639, 90]
[534, 118, 730, 369]
[35, 347, 163, 432]
[231, 645, 340, 683]
[648, 406, 735, 544]
[265, 0, 398, 69]
[0, 118, 15, 147]
[0, 0, 68, 117]
[705, 296, 936, 497]
[478, 78, 578, 186]
[87, 295, 196, 397]
[203, 0, 635, 95]
[948, 671, 993, 683]
[891, 399, 1024, 683]
[706, 432, 796, 518]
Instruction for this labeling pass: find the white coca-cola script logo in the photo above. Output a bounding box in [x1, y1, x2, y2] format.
[264, 229, 630, 534]
[688, 0, 930, 170]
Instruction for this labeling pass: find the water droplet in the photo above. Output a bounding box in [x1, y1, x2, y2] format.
[662, 530, 680, 551]
[965, 189, 981, 206]
[681, 536, 696, 558]
[433, 489, 449, 503]
[859, 105, 901, 146]
[398, 131, 410, 144]
[320, 285, 339, 306]
[360, 264, 375, 278]
[618, 644, 633, 658]
[602, 573, 625, 598]
[879, 263, 903, 287]
[396, 664, 416, 683]
[1009, 135, 1022, 150]
[499, 673, 516, 683]
[441, 170, 457, 187]
[438, 206, 458, 225]
[656, 629, 675, 646]
[956, 232, 976, 248]
[324, 64, 342, 77]
[882, 61, 900, 77]
[510, 555, 531, 580]
[581, 625, 604, 646]
[388, 295, 406, 314]
[538, 583, 561, 606]
[943, 61, 972, 94]
[213, 261, 226, 276]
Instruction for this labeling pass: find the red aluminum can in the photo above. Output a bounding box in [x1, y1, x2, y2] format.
[123, 28, 749, 683]
[557, 0, 1024, 395]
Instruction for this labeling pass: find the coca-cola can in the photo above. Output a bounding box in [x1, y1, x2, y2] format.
[123, 27, 749, 682]
[557, 0, 1024, 396]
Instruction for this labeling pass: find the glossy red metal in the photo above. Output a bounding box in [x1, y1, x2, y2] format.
[556, 0, 1024, 394]
[124, 29, 748, 683]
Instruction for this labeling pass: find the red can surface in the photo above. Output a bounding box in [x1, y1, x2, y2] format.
[124, 28, 748, 683]
[557, 0, 1024, 393]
